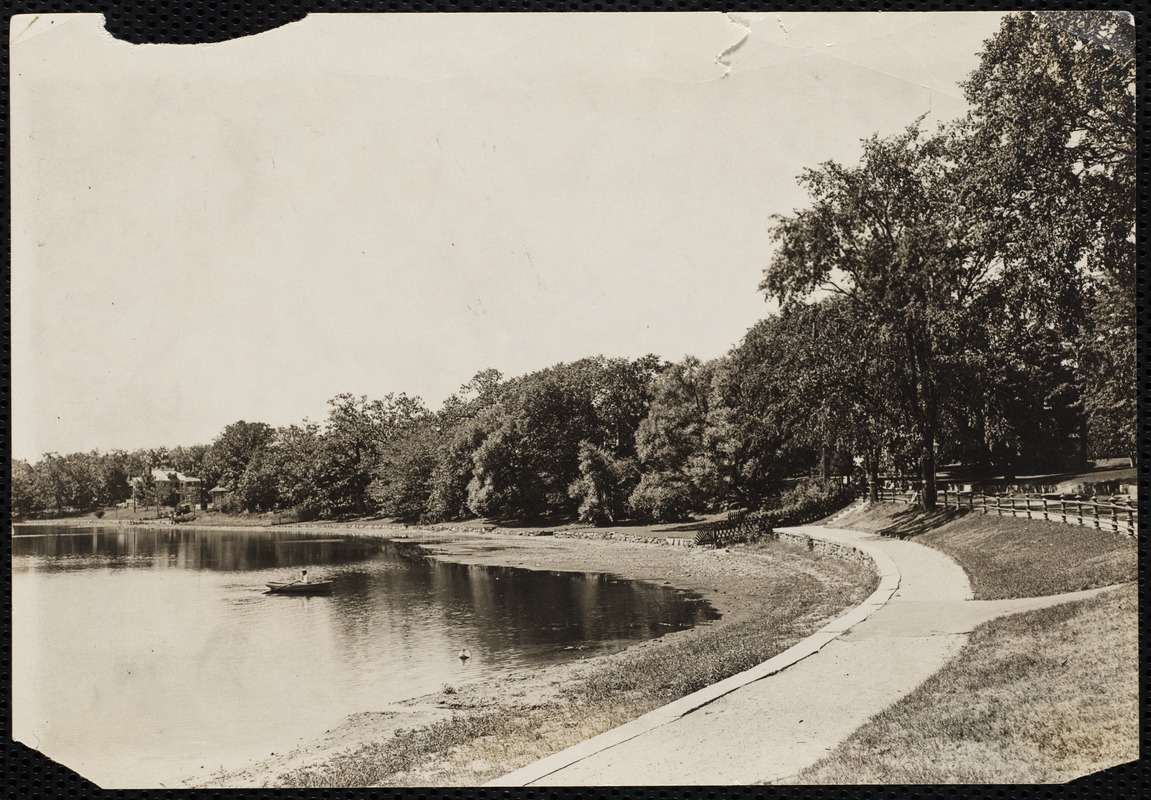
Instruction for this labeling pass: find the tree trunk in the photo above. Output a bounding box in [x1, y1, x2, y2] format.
[820, 445, 830, 482]
[1076, 409, 1090, 469]
[920, 427, 937, 511]
[867, 449, 879, 503]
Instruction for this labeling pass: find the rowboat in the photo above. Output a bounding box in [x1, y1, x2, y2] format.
[265, 580, 333, 595]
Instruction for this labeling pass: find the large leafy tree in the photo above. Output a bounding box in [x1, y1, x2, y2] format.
[33, 452, 103, 514]
[11, 459, 40, 517]
[427, 411, 495, 522]
[206, 421, 275, 494]
[370, 416, 441, 521]
[763, 125, 993, 509]
[961, 10, 1135, 463]
[317, 393, 427, 516]
[266, 422, 325, 516]
[629, 357, 721, 520]
[589, 354, 664, 458]
[458, 357, 662, 520]
[568, 441, 636, 526]
[725, 299, 905, 503]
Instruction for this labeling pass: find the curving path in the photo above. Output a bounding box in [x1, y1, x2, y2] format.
[487, 524, 1115, 786]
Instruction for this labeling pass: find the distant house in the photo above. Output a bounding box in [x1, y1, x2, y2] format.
[130, 468, 204, 508]
[208, 485, 231, 510]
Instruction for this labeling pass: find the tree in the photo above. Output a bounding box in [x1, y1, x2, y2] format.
[588, 355, 664, 458]
[235, 452, 279, 512]
[132, 465, 156, 511]
[318, 393, 428, 516]
[206, 421, 275, 494]
[724, 300, 903, 504]
[960, 11, 1135, 465]
[763, 124, 994, 509]
[170, 444, 211, 483]
[369, 419, 442, 521]
[961, 11, 1133, 288]
[426, 413, 493, 522]
[267, 422, 326, 517]
[629, 357, 721, 520]
[568, 441, 636, 525]
[454, 358, 659, 521]
[98, 450, 135, 507]
[11, 459, 40, 518]
[33, 452, 100, 515]
[466, 410, 527, 519]
[1080, 281, 1136, 463]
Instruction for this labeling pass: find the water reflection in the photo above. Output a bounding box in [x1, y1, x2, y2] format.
[12, 527, 387, 572]
[12, 525, 717, 788]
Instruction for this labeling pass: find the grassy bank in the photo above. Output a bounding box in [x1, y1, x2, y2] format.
[832, 504, 1137, 599]
[796, 502, 1140, 783]
[269, 539, 877, 787]
[787, 583, 1138, 783]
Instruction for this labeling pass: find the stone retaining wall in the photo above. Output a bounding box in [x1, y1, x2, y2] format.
[772, 529, 873, 567]
[554, 529, 696, 547]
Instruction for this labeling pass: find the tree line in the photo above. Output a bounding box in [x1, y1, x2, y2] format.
[10, 13, 1133, 521]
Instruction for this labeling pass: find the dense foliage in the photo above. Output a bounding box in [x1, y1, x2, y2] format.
[12, 13, 1132, 521]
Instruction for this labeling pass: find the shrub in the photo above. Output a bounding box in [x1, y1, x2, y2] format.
[218, 494, 244, 515]
[767, 478, 854, 526]
[628, 473, 695, 522]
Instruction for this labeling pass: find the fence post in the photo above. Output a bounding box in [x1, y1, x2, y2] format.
[1042, 497, 1048, 521]
[1093, 498, 1100, 530]
[1111, 502, 1118, 534]
[1060, 499, 1066, 524]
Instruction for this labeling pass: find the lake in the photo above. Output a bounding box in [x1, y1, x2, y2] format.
[11, 525, 718, 788]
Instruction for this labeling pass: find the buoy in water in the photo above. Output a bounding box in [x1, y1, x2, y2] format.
[458, 648, 471, 661]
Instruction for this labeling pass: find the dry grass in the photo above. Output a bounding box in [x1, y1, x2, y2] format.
[276, 546, 877, 787]
[788, 583, 1138, 784]
[833, 505, 1137, 599]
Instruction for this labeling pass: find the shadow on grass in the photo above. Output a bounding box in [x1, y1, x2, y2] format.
[646, 519, 718, 533]
[875, 508, 967, 539]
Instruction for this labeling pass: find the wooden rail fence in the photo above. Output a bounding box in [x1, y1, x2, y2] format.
[877, 488, 1137, 537]
[694, 511, 774, 547]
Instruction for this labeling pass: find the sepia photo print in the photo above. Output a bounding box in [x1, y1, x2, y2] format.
[9, 10, 1137, 789]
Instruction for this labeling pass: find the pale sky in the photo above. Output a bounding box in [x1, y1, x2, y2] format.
[11, 11, 1009, 460]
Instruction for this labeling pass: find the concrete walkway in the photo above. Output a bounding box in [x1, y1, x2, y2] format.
[488, 524, 1115, 786]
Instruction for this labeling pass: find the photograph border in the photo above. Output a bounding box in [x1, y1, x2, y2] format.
[2, 1, 1145, 798]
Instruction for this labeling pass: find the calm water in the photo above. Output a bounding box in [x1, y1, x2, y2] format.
[12, 525, 717, 788]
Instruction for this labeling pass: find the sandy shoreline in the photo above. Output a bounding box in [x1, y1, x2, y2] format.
[15, 518, 877, 788]
[162, 526, 877, 788]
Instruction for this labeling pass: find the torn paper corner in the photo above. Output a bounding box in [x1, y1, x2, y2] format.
[10, 14, 66, 46]
[10, 13, 123, 49]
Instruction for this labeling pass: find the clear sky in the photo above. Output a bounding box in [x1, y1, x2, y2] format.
[11, 11, 1009, 461]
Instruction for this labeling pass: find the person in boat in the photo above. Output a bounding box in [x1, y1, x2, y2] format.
[300, 569, 309, 584]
